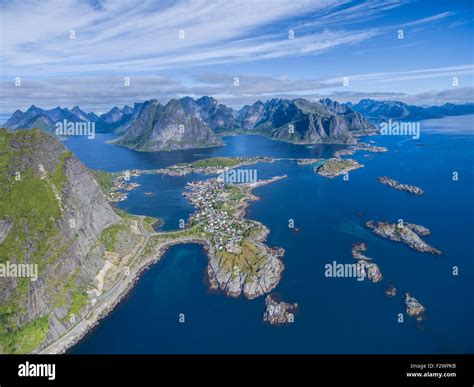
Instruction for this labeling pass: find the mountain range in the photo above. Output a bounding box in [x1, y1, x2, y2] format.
[3, 104, 143, 134]
[348, 99, 474, 122]
[4, 97, 474, 151]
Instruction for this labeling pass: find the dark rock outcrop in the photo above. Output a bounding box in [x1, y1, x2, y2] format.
[263, 295, 297, 325]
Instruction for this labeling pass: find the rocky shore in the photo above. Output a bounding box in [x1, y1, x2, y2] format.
[366, 220, 441, 254]
[263, 295, 298, 325]
[39, 168, 288, 353]
[378, 176, 424, 195]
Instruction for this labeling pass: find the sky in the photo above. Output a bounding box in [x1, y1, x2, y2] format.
[0, 0, 473, 116]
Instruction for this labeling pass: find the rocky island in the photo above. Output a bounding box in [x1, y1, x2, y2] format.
[385, 285, 397, 297]
[351, 243, 372, 261]
[334, 142, 388, 158]
[263, 295, 298, 325]
[351, 243, 382, 283]
[366, 220, 441, 254]
[359, 261, 383, 283]
[404, 293, 425, 320]
[378, 177, 424, 195]
[315, 158, 364, 178]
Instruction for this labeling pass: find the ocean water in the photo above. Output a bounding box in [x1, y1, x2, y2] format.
[66, 115, 474, 354]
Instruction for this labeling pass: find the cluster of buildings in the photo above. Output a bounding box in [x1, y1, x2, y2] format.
[156, 164, 224, 176]
[153, 156, 274, 177]
[184, 180, 255, 254]
[108, 170, 141, 202]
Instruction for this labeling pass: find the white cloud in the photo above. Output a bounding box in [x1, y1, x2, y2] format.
[325, 65, 474, 84]
[1, 69, 472, 116]
[1, 0, 360, 77]
[1, 0, 470, 114]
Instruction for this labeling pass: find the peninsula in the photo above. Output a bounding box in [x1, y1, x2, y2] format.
[182, 175, 287, 298]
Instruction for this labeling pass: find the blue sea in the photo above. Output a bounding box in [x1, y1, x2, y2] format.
[65, 115, 474, 354]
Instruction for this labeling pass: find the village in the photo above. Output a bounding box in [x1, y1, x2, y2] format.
[183, 179, 255, 254]
[106, 156, 274, 202]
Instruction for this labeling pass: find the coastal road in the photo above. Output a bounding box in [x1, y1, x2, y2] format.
[40, 217, 156, 354]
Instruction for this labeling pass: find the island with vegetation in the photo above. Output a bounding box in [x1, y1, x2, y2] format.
[366, 220, 441, 254]
[315, 158, 364, 178]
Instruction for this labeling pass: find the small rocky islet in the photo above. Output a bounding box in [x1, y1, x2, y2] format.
[351, 242, 372, 261]
[349, 243, 426, 320]
[378, 176, 424, 195]
[263, 295, 298, 325]
[351, 243, 382, 283]
[366, 220, 441, 254]
[404, 293, 425, 320]
[385, 285, 397, 297]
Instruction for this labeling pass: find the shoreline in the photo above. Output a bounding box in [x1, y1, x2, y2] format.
[40, 176, 286, 354]
[40, 235, 212, 354]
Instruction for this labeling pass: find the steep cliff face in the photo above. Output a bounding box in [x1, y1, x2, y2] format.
[0, 128, 121, 353]
[179, 96, 238, 131]
[319, 98, 372, 132]
[236, 101, 266, 129]
[113, 99, 223, 151]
